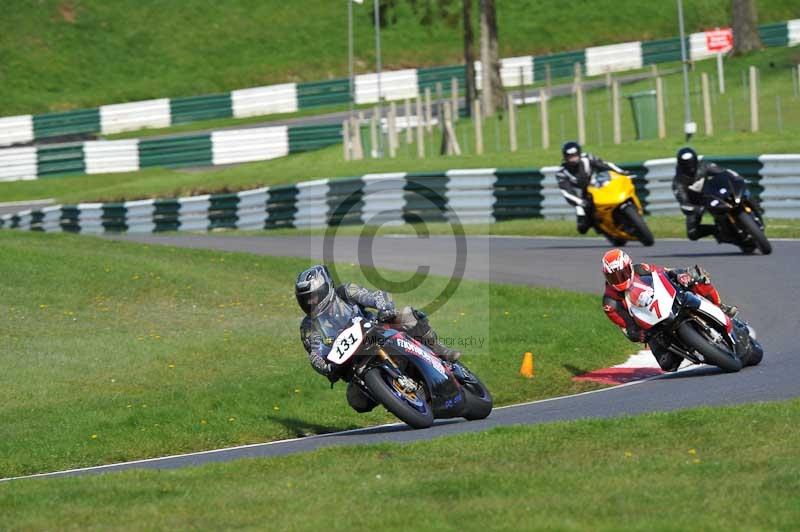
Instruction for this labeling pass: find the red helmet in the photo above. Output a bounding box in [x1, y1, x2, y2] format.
[602, 249, 633, 291]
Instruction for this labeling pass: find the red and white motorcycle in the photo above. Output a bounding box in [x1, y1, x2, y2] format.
[625, 271, 763, 372]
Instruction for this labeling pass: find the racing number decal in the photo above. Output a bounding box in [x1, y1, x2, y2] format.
[649, 299, 662, 319]
[335, 332, 358, 358]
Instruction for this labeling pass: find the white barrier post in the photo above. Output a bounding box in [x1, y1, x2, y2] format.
[749, 66, 759, 133]
[701, 72, 713, 136]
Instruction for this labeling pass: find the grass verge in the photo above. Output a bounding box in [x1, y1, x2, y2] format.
[2, 398, 798, 530]
[0, 231, 631, 477]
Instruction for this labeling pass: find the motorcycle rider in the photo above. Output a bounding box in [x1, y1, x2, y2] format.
[556, 141, 629, 234]
[296, 264, 460, 413]
[672, 146, 733, 241]
[601, 248, 742, 372]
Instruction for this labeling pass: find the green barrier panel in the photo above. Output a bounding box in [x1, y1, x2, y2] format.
[60, 205, 81, 233]
[327, 178, 364, 226]
[711, 156, 764, 202]
[533, 49, 585, 81]
[102, 203, 127, 232]
[169, 93, 233, 124]
[266, 185, 299, 228]
[36, 143, 85, 177]
[138, 134, 213, 168]
[417, 65, 465, 94]
[153, 199, 180, 232]
[297, 78, 350, 109]
[492, 169, 545, 220]
[642, 37, 685, 65]
[759, 22, 789, 48]
[404, 173, 448, 223]
[33, 108, 100, 140]
[288, 124, 342, 153]
[208, 193, 240, 229]
[29, 210, 45, 231]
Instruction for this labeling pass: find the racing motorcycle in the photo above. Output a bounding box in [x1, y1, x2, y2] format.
[625, 270, 763, 373]
[325, 314, 492, 429]
[587, 170, 654, 247]
[699, 170, 771, 255]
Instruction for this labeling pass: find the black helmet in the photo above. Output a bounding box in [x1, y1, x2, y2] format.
[295, 265, 335, 317]
[562, 141, 581, 168]
[676, 147, 699, 177]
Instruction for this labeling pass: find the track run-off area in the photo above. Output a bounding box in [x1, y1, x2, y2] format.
[3, 234, 797, 482]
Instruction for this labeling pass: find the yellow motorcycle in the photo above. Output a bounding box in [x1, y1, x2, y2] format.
[587, 170, 654, 247]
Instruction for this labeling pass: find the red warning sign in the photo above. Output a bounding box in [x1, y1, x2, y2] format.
[706, 28, 733, 53]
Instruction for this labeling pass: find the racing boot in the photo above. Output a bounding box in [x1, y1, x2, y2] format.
[419, 329, 461, 362]
[719, 303, 739, 318]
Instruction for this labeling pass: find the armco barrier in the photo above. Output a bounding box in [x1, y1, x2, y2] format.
[0, 123, 341, 181]
[2, 19, 798, 146]
[3, 155, 796, 233]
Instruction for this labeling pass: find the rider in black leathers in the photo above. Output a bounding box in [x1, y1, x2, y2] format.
[295, 265, 460, 413]
[672, 147, 729, 241]
[556, 141, 628, 234]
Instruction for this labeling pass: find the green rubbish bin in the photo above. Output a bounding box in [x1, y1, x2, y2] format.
[626, 90, 658, 140]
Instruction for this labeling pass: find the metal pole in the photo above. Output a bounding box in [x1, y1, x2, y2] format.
[373, 0, 383, 156]
[677, 0, 695, 140]
[348, 0, 354, 119]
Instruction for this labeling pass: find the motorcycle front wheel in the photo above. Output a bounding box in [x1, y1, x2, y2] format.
[454, 363, 493, 420]
[676, 322, 742, 373]
[623, 207, 655, 247]
[736, 211, 772, 255]
[364, 367, 434, 429]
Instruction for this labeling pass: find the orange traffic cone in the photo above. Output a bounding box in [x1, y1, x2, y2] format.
[519, 352, 534, 378]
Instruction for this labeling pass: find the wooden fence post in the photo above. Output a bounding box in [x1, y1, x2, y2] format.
[404, 98, 412, 143]
[612, 80, 621, 145]
[701, 72, 713, 136]
[343, 120, 351, 161]
[507, 94, 518, 152]
[539, 90, 550, 150]
[451, 77, 459, 123]
[574, 63, 586, 145]
[655, 77, 666, 139]
[473, 99, 484, 155]
[415, 97, 425, 158]
[424, 87, 433, 133]
[749, 66, 759, 133]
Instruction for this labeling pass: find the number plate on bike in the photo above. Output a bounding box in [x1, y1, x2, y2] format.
[327, 318, 364, 365]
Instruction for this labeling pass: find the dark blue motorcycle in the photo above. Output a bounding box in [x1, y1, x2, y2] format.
[702, 170, 771, 255]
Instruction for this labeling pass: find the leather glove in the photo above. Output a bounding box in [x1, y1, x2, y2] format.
[675, 271, 693, 288]
[377, 307, 397, 323]
[690, 264, 710, 284]
[326, 363, 342, 384]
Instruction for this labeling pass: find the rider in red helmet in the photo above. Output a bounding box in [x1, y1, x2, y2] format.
[601, 249, 738, 371]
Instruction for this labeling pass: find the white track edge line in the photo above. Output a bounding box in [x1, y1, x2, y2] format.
[0, 373, 660, 483]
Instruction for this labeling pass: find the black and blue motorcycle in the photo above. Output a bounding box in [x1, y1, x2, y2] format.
[324, 312, 492, 429]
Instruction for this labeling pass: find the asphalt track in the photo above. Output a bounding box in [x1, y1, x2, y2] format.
[7, 234, 798, 481]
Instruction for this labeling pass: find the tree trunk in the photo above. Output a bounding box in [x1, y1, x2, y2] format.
[479, 0, 503, 116]
[463, 0, 475, 118]
[731, 0, 762, 55]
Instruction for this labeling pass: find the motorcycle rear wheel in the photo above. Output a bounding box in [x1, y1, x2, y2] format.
[364, 367, 434, 429]
[676, 322, 742, 373]
[736, 211, 772, 255]
[623, 208, 655, 247]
